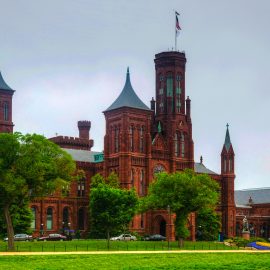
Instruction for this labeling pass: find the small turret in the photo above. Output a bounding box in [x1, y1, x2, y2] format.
[186, 96, 191, 121]
[221, 124, 235, 174]
[150, 97, 155, 112]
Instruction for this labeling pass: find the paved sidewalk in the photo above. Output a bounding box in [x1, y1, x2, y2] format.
[1, 250, 270, 256]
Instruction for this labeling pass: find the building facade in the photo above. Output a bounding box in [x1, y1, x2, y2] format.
[235, 188, 270, 239]
[0, 50, 239, 239]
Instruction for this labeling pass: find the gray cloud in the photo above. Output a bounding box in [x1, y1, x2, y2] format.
[1, 0, 270, 189]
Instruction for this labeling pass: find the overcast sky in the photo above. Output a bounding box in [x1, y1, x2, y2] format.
[1, 0, 269, 190]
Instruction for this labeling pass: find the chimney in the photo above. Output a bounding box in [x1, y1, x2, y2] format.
[78, 121, 91, 140]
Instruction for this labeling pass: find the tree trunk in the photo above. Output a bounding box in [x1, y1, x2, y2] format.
[4, 204, 15, 251]
[106, 230, 110, 250]
[178, 237, 184, 248]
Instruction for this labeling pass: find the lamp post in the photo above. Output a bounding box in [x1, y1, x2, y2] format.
[68, 222, 71, 241]
[62, 221, 65, 235]
[167, 205, 171, 250]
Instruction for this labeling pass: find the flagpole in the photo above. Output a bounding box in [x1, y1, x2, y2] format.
[174, 10, 177, 51]
[175, 28, 177, 51]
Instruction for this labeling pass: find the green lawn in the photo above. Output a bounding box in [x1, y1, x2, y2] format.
[0, 253, 269, 269]
[0, 240, 238, 252]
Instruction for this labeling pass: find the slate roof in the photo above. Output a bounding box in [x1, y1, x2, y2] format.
[63, 148, 103, 163]
[0, 72, 14, 91]
[235, 188, 270, 205]
[194, 162, 218, 175]
[105, 68, 150, 112]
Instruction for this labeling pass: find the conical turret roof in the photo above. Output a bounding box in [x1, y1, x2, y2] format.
[0, 72, 14, 91]
[105, 68, 150, 112]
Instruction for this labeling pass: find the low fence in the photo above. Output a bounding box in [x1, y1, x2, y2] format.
[0, 240, 239, 252]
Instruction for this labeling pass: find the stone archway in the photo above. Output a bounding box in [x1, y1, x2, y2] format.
[153, 215, 167, 237]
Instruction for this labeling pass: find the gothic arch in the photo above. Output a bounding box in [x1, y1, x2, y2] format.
[153, 214, 167, 237]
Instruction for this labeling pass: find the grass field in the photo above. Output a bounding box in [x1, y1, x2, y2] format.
[0, 240, 238, 252]
[0, 253, 270, 269]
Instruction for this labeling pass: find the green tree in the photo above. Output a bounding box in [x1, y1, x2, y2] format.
[0, 200, 32, 237]
[196, 208, 221, 241]
[0, 133, 76, 250]
[142, 169, 219, 245]
[89, 173, 138, 249]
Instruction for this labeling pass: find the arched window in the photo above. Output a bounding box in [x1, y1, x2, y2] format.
[140, 213, 144, 228]
[77, 178, 86, 197]
[130, 169, 134, 187]
[78, 208, 85, 230]
[114, 126, 119, 153]
[224, 157, 227, 173]
[159, 74, 164, 113]
[174, 133, 179, 157]
[139, 170, 144, 196]
[129, 126, 134, 152]
[4, 102, 8, 121]
[63, 207, 69, 224]
[139, 126, 144, 153]
[31, 207, 36, 229]
[181, 133, 185, 157]
[166, 73, 174, 113]
[46, 208, 53, 230]
[166, 73, 173, 97]
[176, 75, 181, 113]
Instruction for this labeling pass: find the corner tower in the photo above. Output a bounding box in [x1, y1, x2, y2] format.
[0, 72, 15, 133]
[221, 124, 236, 238]
[153, 52, 194, 171]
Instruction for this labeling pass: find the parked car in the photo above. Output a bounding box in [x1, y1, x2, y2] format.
[38, 233, 67, 241]
[144, 234, 166, 241]
[4, 234, 33, 242]
[110, 234, 137, 241]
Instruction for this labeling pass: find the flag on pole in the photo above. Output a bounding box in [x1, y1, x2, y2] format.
[175, 11, 181, 37]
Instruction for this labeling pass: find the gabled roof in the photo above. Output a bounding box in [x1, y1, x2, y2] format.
[224, 123, 232, 151]
[0, 72, 14, 91]
[194, 162, 218, 175]
[105, 68, 150, 112]
[63, 148, 103, 163]
[235, 188, 270, 205]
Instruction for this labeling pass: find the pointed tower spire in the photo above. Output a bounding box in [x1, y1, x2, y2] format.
[224, 123, 231, 151]
[105, 67, 150, 112]
[0, 72, 14, 91]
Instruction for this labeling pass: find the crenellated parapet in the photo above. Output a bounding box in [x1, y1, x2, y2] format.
[50, 135, 93, 150]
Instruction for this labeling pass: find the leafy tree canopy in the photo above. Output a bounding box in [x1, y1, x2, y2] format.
[0, 132, 76, 250]
[142, 169, 219, 240]
[196, 208, 221, 241]
[91, 172, 119, 189]
[89, 173, 138, 247]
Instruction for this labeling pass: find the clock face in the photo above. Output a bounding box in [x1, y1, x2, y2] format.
[153, 164, 165, 174]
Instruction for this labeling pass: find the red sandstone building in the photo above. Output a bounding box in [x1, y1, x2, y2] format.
[0, 50, 269, 240]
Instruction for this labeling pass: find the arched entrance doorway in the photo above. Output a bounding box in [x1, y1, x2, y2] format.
[153, 215, 167, 237]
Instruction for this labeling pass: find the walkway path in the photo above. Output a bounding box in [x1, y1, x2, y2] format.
[1, 250, 270, 256]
